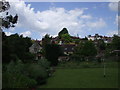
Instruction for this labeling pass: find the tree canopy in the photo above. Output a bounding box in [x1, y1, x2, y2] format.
[112, 35, 120, 50]
[44, 44, 62, 66]
[2, 32, 33, 63]
[74, 40, 97, 61]
[58, 28, 69, 38]
[61, 33, 72, 43]
[0, 0, 18, 29]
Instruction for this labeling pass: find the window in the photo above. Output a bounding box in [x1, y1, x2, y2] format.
[65, 48, 67, 50]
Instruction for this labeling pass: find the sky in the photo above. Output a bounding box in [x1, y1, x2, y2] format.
[2, 0, 119, 40]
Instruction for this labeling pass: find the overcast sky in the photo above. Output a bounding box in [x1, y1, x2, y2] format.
[2, 0, 118, 40]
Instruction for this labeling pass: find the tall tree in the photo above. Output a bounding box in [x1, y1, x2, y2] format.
[44, 44, 62, 66]
[58, 28, 69, 38]
[2, 33, 33, 63]
[42, 34, 51, 48]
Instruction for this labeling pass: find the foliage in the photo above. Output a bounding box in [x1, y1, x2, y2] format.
[111, 35, 120, 50]
[58, 28, 69, 38]
[0, 0, 10, 12]
[61, 33, 72, 43]
[25, 63, 48, 85]
[44, 44, 63, 66]
[96, 39, 106, 51]
[74, 39, 80, 44]
[0, 1, 18, 29]
[2, 60, 37, 88]
[74, 40, 97, 61]
[3, 58, 51, 88]
[42, 34, 52, 50]
[1, 14, 18, 29]
[105, 35, 120, 57]
[70, 54, 84, 61]
[3, 72, 37, 88]
[38, 58, 50, 69]
[2, 32, 33, 63]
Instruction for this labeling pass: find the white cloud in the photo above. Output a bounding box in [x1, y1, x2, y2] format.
[7, 0, 107, 38]
[80, 15, 92, 19]
[107, 30, 118, 36]
[86, 18, 106, 29]
[5, 32, 13, 36]
[20, 31, 31, 37]
[108, 2, 118, 11]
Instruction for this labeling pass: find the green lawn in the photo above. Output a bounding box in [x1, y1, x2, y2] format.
[39, 63, 118, 88]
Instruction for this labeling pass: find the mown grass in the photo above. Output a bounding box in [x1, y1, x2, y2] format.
[39, 61, 118, 88]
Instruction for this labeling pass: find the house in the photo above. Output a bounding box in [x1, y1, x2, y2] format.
[87, 34, 112, 43]
[57, 44, 77, 61]
[60, 44, 76, 55]
[87, 34, 103, 41]
[29, 40, 42, 54]
[102, 36, 112, 43]
[29, 40, 43, 60]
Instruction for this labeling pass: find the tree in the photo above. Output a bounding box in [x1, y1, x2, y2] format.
[2, 33, 33, 63]
[42, 34, 51, 49]
[105, 35, 120, 57]
[111, 35, 120, 50]
[74, 39, 80, 44]
[74, 40, 97, 61]
[44, 44, 62, 66]
[0, 0, 18, 30]
[0, 0, 10, 12]
[1, 1, 18, 63]
[61, 33, 72, 43]
[58, 28, 69, 38]
[96, 39, 106, 54]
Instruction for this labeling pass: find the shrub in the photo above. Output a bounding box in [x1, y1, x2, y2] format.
[2, 60, 37, 88]
[10, 54, 19, 62]
[38, 58, 50, 69]
[22, 52, 35, 63]
[25, 63, 48, 85]
[3, 72, 37, 88]
[3, 59, 51, 88]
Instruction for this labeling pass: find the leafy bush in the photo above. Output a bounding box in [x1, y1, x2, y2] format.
[70, 54, 84, 62]
[3, 72, 37, 88]
[25, 63, 48, 84]
[23, 52, 35, 63]
[38, 58, 50, 69]
[2, 60, 37, 88]
[3, 59, 52, 88]
[10, 54, 19, 62]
